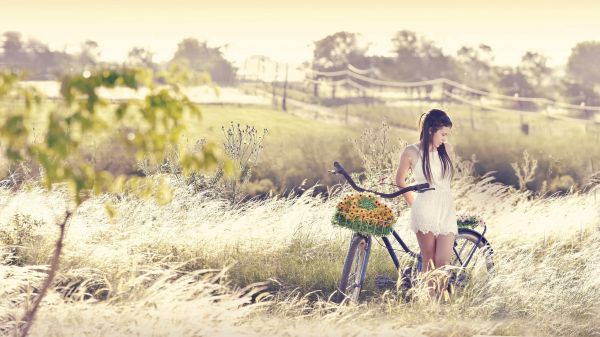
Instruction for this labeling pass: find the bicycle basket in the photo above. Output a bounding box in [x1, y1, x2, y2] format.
[331, 193, 397, 236]
[456, 213, 486, 229]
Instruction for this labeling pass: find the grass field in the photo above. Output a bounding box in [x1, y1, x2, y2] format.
[238, 83, 600, 194]
[0, 99, 418, 196]
[4, 91, 598, 196]
[1, 164, 599, 336]
[332, 102, 600, 193]
[2, 88, 600, 336]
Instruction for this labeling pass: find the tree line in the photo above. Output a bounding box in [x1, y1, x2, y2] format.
[2, 29, 600, 107]
[310, 31, 600, 108]
[0, 32, 236, 85]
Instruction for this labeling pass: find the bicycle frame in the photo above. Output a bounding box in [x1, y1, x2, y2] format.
[452, 226, 490, 268]
[358, 235, 373, 291]
[347, 232, 418, 286]
[380, 230, 417, 270]
[378, 225, 490, 272]
[333, 161, 494, 300]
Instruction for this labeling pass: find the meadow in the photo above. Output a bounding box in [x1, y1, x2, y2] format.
[331, 102, 600, 193]
[0, 99, 419, 198]
[4, 87, 599, 197]
[242, 81, 600, 195]
[1, 83, 600, 337]
[1, 157, 599, 336]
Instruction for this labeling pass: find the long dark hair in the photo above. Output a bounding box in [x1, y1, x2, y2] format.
[418, 109, 454, 184]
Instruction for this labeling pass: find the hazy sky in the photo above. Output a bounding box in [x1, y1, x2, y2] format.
[1, 0, 599, 68]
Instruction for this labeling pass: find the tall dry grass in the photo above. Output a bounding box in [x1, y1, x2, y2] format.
[1, 162, 599, 336]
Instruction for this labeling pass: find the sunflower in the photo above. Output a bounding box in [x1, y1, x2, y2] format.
[332, 193, 397, 236]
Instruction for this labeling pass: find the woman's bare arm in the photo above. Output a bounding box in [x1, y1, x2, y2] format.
[395, 146, 416, 206]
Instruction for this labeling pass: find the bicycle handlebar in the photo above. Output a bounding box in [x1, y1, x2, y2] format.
[330, 161, 434, 198]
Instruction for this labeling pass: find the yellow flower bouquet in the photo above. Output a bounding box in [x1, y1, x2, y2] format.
[332, 193, 397, 236]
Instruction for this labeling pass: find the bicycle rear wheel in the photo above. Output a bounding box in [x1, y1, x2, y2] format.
[450, 228, 494, 289]
[337, 233, 371, 303]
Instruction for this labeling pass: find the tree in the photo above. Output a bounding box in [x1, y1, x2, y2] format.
[391, 30, 424, 81]
[368, 55, 396, 79]
[563, 41, 600, 112]
[0, 31, 27, 67]
[519, 51, 552, 89]
[171, 38, 236, 85]
[312, 31, 368, 71]
[567, 41, 600, 86]
[456, 44, 495, 89]
[562, 79, 600, 108]
[25, 38, 61, 79]
[495, 66, 537, 109]
[78, 40, 100, 69]
[0, 68, 222, 336]
[125, 47, 157, 71]
[25, 38, 50, 70]
[311, 31, 369, 99]
[0, 32, 77, 79]
[496, 67, 535, 96]
[391, 30, 455, 81]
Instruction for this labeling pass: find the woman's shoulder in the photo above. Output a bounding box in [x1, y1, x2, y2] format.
[403, 143, 420, 154]
[409, 143, 421, 150]
[402, 143, 420, 162]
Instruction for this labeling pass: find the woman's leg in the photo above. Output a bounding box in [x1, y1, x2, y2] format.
[434, 233, 455, 301]
[415, 231, 436, 298]
[416, 230, 436, 272]
[434, 233, 455, 268]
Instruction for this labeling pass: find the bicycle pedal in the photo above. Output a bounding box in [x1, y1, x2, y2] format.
[375, 276, 396, 290]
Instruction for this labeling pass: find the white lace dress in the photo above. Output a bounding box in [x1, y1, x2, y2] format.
[409, 144, 457, 236]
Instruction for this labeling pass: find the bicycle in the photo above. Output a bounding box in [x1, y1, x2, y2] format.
[330, 161, 495, 303]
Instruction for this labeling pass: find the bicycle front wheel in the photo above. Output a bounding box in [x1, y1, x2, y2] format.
[337, 233, 371, 303]
[450, 228, 495, 289]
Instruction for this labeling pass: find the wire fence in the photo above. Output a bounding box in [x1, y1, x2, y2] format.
[302, 65, 600, 117]
[236, 57, 600, 127]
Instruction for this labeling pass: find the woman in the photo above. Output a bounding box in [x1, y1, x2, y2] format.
[395, 108, 456, 298]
